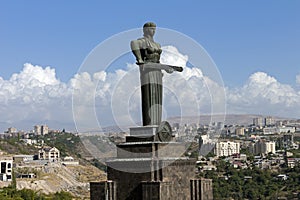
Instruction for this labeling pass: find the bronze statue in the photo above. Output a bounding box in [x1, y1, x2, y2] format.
[131, 22, 183, 126]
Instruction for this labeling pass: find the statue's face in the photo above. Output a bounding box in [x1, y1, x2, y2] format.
[145, 27, 156, 37]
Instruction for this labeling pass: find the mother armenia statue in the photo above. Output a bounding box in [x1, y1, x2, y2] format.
[130, 22, 183, 127]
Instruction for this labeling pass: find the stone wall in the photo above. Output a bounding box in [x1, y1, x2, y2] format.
[90, 181, 116, 200]
[190, 179, 213, 200]
[107, 166, 152, 199]
[161, 159, 196, 199]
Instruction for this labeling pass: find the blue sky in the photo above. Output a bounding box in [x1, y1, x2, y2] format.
[0, 1, 300, 131]
[1, 1, 299, 87]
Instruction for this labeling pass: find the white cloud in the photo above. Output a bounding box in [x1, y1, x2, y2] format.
[10, 63, 60, 86]
[1, 48, 300, 132]
[161, 46, 189, 67]
[227, 72, 300, 117]
[0, 63, 72, 131]
[0, 63, 69, 103]
[297, 74, 300, 85]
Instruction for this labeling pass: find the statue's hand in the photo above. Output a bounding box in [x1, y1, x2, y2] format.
[136, 60, 145, 65]
[165, 68, 174, 74]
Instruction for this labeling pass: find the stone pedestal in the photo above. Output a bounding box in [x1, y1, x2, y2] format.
[129, 126, 158, 137]
[90, 127, 213, 200]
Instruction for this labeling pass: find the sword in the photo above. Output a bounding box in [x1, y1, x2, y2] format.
[141, 63, 183, 72]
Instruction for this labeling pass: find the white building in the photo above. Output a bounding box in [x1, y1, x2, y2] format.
[200, 134, 213, 144]
[38, 147, 60, 161]
[263, 127, 277, 135]
[235, 127, 245, 136]
[7, 127, 17, 134]
[265, 141, 276, 154]
[277, 126, 296, 134]
[13, 155, 34, 163]
[214, 141, 240, 157]
[0, 157, 13, 181]
[263, 126, 296, 135]
[62, 156, 79, 165]
[20, 139, 38, 145]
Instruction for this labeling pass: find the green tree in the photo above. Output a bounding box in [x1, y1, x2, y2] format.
[53, 191, 73, 200]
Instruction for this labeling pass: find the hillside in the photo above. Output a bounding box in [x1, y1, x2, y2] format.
[41, 132, 93, 159]
[0, 132, 107, 199]
[0, 138, 37, 155]
[16, 162, 106, 199]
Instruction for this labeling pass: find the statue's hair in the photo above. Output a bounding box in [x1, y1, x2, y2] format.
[143, 22, 156, 35]
[143, 22, 156, 28]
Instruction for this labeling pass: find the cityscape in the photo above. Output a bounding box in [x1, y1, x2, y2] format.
[0, 114, 299, 199]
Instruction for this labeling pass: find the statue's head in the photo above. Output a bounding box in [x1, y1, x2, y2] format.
[143, 22, 156, 37]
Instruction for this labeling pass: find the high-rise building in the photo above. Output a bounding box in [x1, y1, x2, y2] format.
[214, 141, 240, 157]
[265, 141, 276, 154]
[265, 116, 275, 126]
[34, 125, 41, 135]
[253, 117, 264, 127]
[41, 125, 49, 135]
[34, 125, 49, 135]
[253, 140, 276, 155]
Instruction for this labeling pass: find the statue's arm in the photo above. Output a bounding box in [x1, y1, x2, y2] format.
[130, 40, 144, 65]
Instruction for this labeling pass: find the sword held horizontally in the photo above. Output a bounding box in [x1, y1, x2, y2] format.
[139, 62, 183, 73]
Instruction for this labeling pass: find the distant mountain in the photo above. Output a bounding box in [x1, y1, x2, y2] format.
[168, 114, 296, 126]
[9, 114, 295, 135]
[89, 114, 297, 134]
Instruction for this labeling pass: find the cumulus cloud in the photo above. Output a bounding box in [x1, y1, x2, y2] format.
[160, 46, 189, 67]
[1, 47, 299, 132]
[297, 74, 300, 85]
[227, 72, 300, 117]
[0, 63, 72, 131]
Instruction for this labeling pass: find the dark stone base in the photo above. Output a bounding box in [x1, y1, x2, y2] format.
[90, 127, 213, 200]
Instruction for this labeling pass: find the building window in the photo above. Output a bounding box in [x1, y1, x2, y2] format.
[1, 162, 6, 174]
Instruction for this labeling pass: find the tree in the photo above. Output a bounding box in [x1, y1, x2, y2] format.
[53, 191, 73, 200]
